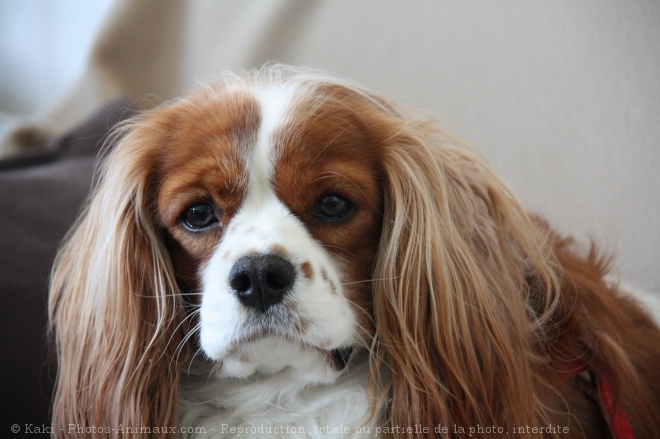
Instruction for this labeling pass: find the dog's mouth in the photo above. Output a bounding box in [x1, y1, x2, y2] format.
[323, 346, 354, 370]
[213, 329, 356, 376]
[220, 314, 356, 372]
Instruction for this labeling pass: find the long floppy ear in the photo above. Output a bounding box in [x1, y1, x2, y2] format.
[49, 122, 187, 437]
[372, 120, 560, 437]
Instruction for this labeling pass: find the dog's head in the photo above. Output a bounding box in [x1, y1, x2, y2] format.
[50, 66, 559, 436]
[157, 76, 387, 384]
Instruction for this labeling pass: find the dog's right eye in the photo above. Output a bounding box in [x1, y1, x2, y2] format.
[180, 203, 219, 231]
[314, 194, 354, 222]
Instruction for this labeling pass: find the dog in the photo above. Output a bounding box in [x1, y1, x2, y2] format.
[49, 65, 660, 438]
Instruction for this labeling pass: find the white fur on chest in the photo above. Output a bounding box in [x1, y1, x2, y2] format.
[178, 358, 380, 439]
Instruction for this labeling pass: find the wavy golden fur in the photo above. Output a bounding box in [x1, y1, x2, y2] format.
[50, 65, 660, 438]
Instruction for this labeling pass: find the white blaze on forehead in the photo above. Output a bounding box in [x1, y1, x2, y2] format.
[245, 84, 299, 206]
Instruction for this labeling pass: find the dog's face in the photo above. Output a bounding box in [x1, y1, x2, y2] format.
[154, 83, 384, 383]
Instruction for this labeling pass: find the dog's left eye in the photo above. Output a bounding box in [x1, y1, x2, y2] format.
[315, 194, 354, 221]
[180, 203, 219, 231]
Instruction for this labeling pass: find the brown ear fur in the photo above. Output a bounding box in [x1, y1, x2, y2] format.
[49, 122, 187, 438]
[372, 121, 554, 436]
[371, 116, 660, 437]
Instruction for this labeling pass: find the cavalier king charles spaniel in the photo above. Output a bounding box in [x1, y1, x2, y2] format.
[49, 65, 660, 438]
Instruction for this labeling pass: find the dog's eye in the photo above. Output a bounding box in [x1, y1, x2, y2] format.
[180, 203, 218, 231]
[315, 195, 354, 221]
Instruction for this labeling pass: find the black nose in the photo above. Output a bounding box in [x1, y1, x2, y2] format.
[229, 254, 296, 312]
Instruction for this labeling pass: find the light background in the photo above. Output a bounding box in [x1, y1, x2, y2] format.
[1, 0, 659, 292]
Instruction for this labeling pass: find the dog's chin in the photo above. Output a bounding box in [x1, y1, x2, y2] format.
[206, 335, 355, 385]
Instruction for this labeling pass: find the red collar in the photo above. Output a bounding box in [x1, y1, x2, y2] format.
[559, 361, 635, 439]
